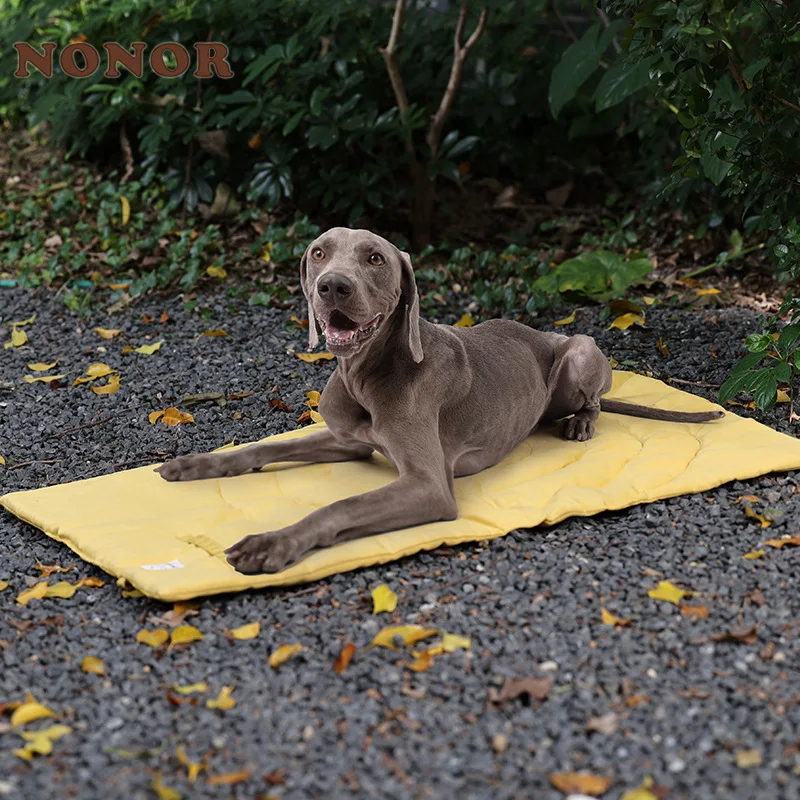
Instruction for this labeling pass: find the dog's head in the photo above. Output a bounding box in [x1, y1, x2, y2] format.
[299, 227, 422, 362]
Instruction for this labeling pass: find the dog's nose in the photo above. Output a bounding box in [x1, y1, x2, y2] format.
[317, 272, 354, 299]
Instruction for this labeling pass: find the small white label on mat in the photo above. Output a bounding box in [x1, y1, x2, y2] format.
[141, 559, 185, 571]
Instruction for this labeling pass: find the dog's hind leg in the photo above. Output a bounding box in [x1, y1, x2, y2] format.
[545, 335, 612, 442]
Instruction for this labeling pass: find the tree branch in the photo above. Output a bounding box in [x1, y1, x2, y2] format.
[426, 4, 488, 157]
[379, 0, 416, 160]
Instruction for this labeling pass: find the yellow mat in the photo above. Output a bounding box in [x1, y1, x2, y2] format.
[3, 371, 800, 601]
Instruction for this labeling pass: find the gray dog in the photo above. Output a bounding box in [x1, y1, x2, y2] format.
[157, 227, 723, 573]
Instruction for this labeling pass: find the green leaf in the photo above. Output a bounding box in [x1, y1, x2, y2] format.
[777, 323, 800, 351]
[282, 109, 305, 137]
[594, 57, 654, 112]
[549, 21, 625, 119]
[773, 361, 792, 383]
[745, 333, 772, 353]
[741, 57, 770, 84]
[700, 152, 733, 185]
[751, 369, 778, 410]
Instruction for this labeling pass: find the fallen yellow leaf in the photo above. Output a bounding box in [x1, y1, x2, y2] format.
[696, 287, 720, 296]
[81, 655, 105, 675]
[642, 296, 656, 306]
[268, 643, 303, 668]
[0, 455, 5, 466]
[261, 243, 273, 262]
[176, 745, 205, 782]
[310, 409, 324, 423]
[198, 329, 228, 338]
[407, 649, 434, 672]
[371, 584, 398, 614]
[742, 549, 766, 560]
[22, 374, 67, 383]
[776, 389, 791, 403]
[44, 581, 81, 599]
[553, 311, 576, 326]
[248, 132, 262, 150]
[608, 313, 645, 331]
[16, 582, 49, 605]
[206, 686, 236, 710]
[11, 696, 57, 728]
[735, 749, 762, 769]
[454, 313, 474, 327]
[369, 625, 438, 651]
[0, 579, 8, 591]
[744, 505, 771, 528]
[10, 314, 36, 326]
[734, 494, 760, 504]
[27, 361, 58, 372]
[172, 682, 208, 695]
[120, 195, 130, 225]
[151, 774, 181, 800]
[136, 628, 169, 648]
[206, 265, 227, 279]
[307, 390, 321, 407]
[150, 407, 195, 426]
[620, 775, 659, 800]
[94, 328, 120, 339]
[4, 327, 28, 349]
[207, 770, 252, 786]
[656, 336, 670, 356]
[601, 607, 632, 627]
[648, 580, 690, 605]
[227, 621, 260, 641]
[334, 643, 356, 675]
[73, 362, 117, 385]
[91, 373, 121, 395]
[296, 351, 335, 362]
[134, 340, 163, 355]
[763, 535, 800, 548]
[549, 771, 613, 795]
[170, 625, 205, 647]
[13, 724, 71, 760]
[440, 633, 471, 652]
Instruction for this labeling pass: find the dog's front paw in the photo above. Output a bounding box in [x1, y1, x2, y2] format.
[561, 415, 595, 442]
[156, 453, 238, 482]
[225, 532, 300, 574]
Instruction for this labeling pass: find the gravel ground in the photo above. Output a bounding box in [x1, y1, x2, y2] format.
[1, 286, 799, 800]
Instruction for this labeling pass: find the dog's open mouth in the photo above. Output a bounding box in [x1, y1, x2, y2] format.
[322, 310, 382, 349]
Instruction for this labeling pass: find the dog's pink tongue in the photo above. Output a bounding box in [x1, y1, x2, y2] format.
[327, 327, 355, 343]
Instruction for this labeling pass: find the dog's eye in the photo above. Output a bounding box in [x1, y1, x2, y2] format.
[311, 248, 325, 261]
[368, 253, 385, 266]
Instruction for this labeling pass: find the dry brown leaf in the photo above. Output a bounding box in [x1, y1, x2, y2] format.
[586, 712, 619, 736]
[656, 336, 670, 356]
[549, 771, 613, 796]
[710, 624, 759, 645]
[491, 676, 552, 706]
[198, 329, 228, 338]
[150, 407, 195, 426]
[334, 643, 356, 675]
[35, 562, 73, 577]
[679, 604, 709, 620]
[407, 649, 435, 672]
[734, 494, 760, 504]
[269, 398, 292, 412]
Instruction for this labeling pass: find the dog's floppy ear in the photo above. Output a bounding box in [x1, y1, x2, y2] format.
[299, 245, 319, 350]
[400, 250, 423, 363]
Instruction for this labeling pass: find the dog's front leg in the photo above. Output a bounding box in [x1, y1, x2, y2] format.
[156, 429, 372, 482]
[224, 447, 458, 574]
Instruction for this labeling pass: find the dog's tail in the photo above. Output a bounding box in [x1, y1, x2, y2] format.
[599, 398, 725, 423]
